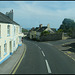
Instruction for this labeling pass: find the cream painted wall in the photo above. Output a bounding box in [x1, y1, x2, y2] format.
[0, 23, 12, 61]
[0, 23, 23, 62]
[30, 31, 36, 39]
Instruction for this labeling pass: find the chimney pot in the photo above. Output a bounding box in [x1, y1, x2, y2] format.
[39, 24, 42, 28]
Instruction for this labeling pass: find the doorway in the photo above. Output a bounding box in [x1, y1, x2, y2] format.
[10, 41, 12, 55]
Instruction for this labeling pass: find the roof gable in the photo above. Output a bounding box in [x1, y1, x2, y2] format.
[0, 12, 19, 25]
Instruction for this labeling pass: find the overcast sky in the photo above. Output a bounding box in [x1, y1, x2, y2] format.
[0, 1, 75, 29]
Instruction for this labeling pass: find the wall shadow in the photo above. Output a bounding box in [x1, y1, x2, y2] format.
[62, 43, 75, 53]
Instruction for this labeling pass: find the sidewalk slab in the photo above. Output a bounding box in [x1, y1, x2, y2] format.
[0, 43, 25, 74]
[54, 40, 75, 62]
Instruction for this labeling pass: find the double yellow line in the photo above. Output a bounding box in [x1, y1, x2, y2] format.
[9, 44, 26, 74]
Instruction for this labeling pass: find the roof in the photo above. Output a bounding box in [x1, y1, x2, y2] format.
[0, 12, 19, 25]
[30, 26, 47, 32]
[37, 26, 47, 32]
[33, 27, 39, 31]
[31, 26, 49, 32]
[51, 28, 56, 32]
[30, 25, 54, 33]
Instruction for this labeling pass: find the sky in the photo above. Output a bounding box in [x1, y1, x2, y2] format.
[0, 1, 75, 29]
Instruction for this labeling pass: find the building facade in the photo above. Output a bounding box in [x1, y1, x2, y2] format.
[29, 24, 54, 40]
[0, 10, 23, 64]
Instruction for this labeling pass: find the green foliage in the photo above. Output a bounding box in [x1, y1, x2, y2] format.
[58, 18, 75, 36]
[67, 27, 73, 36]
[41, 31, 50, 36]
[56, 29, 63, 33]
[62, 18, 74, 25]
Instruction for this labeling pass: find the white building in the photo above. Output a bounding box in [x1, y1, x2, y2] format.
[0, 10, 23, 64]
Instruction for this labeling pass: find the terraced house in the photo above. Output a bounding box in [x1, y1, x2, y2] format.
[0, 10, 23, 64]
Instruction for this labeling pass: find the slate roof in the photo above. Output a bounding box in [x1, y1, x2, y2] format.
[31, 26, 48, 32]
[30, 25, 54, 33]
[0, 12, 19, 25]
[33, 27, 39, 31]
[37, 26, 47, 32]
[51, 28, 56, 32]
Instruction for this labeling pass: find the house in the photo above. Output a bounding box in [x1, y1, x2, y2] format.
[27, 27, 34, 39]
[36, 24, 54, 40]
[0, 10, 23, 64]
[27, 27, 37, 39]
[28, 24, 54, 40]
[51, 28, 56, 32]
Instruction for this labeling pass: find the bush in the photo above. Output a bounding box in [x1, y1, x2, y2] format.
[41, 31, 50, 36]
[56, 29, 63, 33]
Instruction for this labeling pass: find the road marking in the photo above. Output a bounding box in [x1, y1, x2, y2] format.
[45, 60, 51, 74]
[72, 58, 75, 61]
[67, 51, 72, 54]
[41, 51, 45, 57]
[11, 44, 26, 74]
[46, 43, 53, 46]
[63, 52, 75, 61]
[55, 42, 75, 62]
[35, 44, 38, 46]
[34, 43, 41, 50]
[9, 44, 26, 74]
[69, 47, 72, 48]
[29, 42, 42, 50]
[38, 46, 41, 49]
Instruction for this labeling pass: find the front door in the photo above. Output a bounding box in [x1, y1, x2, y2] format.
[10, 41, 12, 54]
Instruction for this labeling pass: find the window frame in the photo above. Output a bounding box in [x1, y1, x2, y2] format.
[0, 25, 1, 38]
[7, 25, 10, 36]
[0, 46, 1, 59]
[4, 43, 7, 56]
[19, 36, 22, 42]
[19, 27, 22, 33]
[13, 41, 15, 47]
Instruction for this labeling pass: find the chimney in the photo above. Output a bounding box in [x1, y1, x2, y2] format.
[47, 24, 50, 28]
[6, 9, 13, 20]
[39, 24, 42, 28]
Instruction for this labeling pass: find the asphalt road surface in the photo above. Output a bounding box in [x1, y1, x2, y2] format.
[15, 38, 75, 74]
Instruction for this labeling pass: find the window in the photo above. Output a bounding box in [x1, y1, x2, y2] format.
[13, 41, 15, 47]
[16, 27, 18, 34]
[0, 25, 1, 38]
[19, 27, 22, 33]
[14, 26, 15, 35]
[16, 37, 18, 44]
[4, 43, 7, 56]
[7, 25, 10, 36]
[0, 46, 1, 58]
[19, 36, 22, 42]
[20, 28, 22, 33]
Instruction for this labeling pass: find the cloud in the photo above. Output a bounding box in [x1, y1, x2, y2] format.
[0, 1, 75, 28]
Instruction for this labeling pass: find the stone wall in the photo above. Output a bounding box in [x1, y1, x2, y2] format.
[40, 33, 63, 41]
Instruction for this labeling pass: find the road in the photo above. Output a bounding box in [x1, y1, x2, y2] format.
[15, 38, 75, 74]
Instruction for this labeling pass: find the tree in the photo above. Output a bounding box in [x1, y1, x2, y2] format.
[62, 18, 74, 25]
[56, 29, 63, 33]
[58, 18, 75, 36]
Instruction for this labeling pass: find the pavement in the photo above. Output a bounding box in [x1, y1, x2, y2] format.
[52, 39, 75, 62]
[0, 43, 26, 74]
